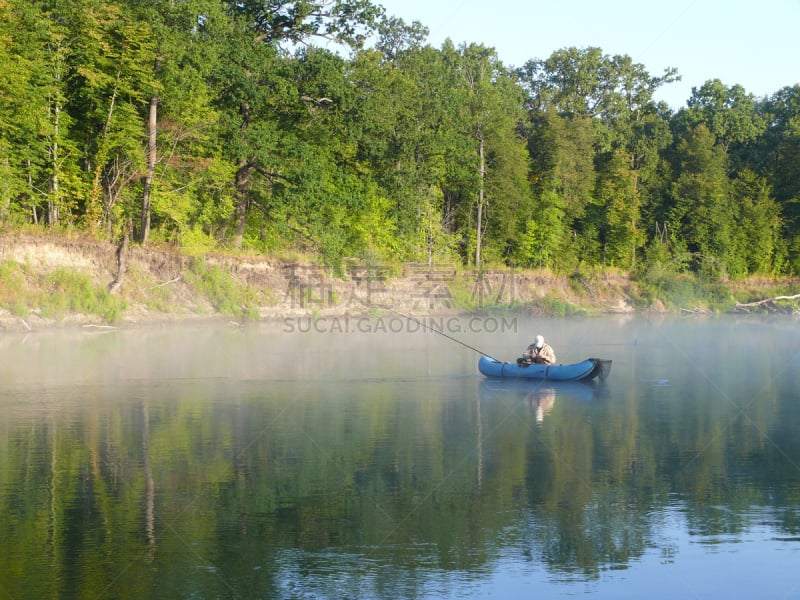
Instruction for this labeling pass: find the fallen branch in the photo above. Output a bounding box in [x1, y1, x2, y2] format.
[733, 293, 800, 314]
[146, 274, 182, 290]
[734, 293, 800, 308]
[576, 276, 596, 298]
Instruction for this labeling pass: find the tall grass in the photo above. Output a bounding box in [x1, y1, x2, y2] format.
[183, 257, 260, 320]
[0, 261, 126, 323]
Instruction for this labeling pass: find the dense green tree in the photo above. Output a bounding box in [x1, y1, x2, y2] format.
[207, 0, 382, 255]
[138, 0, 233, 249]
[681, 79, 766, 155]
[730, 169, 785, 275]
[121, 0, 221, 244]
[514, 189, 565, 268]
[668, 124, 734, 277]
[760, 86, 800, 203]
[0, 0, 37, 222]
[228, 0, 383, 47]
[756, 86, 800, 271]
[516, 49, 605, 268]
[516, 47, 677, 271]
[592, 148, 644, 268]
[1, 1, 798, 278]
[669, 81, 780, 277]
[518, 109, 598, 269]
[3, 0, 84, 226]
[599, 55, 676, 270]
[455, 43, 530, 268]
[67, 0, 158, 235]
[373, 14, 428, 60]
[269, 47, 379, 265]
[353, 36, 530, 266]
[350, 35, 460, 262]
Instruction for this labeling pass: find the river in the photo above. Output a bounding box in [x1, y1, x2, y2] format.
[1, 314, 799, 599]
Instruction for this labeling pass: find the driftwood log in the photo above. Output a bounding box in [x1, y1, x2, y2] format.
[733, 293, 800, 313]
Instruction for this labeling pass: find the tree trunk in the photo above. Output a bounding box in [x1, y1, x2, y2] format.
[141, 95, 158, 244]
[26, 161, 39, 224]
[232, 160, 256, 249]
[48, 101, 60, 226]
[475, 134, 485, 270]
[88, 84, 118, 234]
[108, 224, 130, 294]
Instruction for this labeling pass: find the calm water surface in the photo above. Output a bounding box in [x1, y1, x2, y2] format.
[1, 316, 799, 599]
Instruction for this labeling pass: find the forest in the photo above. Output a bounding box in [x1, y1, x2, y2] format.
[1, 0, 799, 282]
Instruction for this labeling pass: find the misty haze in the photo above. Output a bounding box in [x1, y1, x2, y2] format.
[1, 315, 799, 598]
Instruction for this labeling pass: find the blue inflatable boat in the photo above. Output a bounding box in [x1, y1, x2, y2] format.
[478, 356, 612, 381]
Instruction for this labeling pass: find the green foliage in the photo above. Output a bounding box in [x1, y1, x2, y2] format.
[668, 124, 735, 278]
[683, 79, 766, 152]
[184, 257, 259, 319]
[592, 149, 645, 269]
[0, 2, 798, 279]
[40, 268, 125, 322]
[172, 226, 220, 257]
[633, 264, 737, 312]
[0, 260, 30, 316]
[636, 270, 698, 310]
[700, 280, 736, 311]
[0, 261, 125, 322]
[529, 293, 584, 317]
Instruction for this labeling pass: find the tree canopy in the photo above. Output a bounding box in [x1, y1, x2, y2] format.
[1, 0, 798, 277]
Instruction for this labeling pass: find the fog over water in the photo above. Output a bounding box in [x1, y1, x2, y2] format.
[6, 313, 777, 385]
[1, 315, 799, 599]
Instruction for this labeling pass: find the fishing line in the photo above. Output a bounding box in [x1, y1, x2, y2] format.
[384, 308, 502, 362]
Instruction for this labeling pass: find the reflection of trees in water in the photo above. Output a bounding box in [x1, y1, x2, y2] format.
[523, 406, 660, 577]
[2, 374, 800, 596]
[519, 373, 800, 577]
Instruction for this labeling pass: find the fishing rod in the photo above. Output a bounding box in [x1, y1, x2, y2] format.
[384, 307, 503, 362]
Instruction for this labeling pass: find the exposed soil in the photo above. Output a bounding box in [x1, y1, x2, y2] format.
[8, 231, 787, 333]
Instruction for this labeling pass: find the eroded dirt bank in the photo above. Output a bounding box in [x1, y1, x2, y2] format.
[0, 232, 723, 332]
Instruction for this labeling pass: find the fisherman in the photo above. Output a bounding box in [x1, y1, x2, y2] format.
[517, 334, 556, 366]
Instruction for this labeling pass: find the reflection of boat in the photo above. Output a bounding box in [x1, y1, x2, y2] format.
[478, 356, 612, 381]
[478, 378, 602, 405]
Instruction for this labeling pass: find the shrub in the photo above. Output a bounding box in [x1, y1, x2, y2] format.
[41, 268, 126, 323]
[184, 258, 259, 319]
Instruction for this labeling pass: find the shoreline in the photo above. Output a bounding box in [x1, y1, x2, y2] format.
[1, 232, 798, 334]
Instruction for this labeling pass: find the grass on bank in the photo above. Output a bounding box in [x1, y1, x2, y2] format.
[0, 257, 262, 324]
[631, 267, 800, 314]
[182, 257, 260, 320]
[2, 233, 798, 324]
[0, 260, 126, 323]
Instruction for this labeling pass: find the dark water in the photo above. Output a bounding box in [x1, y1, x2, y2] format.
[1, 315, 799, 599]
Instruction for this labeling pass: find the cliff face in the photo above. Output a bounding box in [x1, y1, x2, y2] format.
[0, 233, 635, 331]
